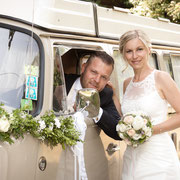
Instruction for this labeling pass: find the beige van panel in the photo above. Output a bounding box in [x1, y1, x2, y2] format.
[0, 0, 96, 36]
[96, 6, 180, 47]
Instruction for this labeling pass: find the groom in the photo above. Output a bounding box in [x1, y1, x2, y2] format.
[55, 51, 122, 180]
[65, 51, 121, 140]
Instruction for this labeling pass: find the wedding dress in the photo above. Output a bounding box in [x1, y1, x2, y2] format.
[121, 69, 180, 180]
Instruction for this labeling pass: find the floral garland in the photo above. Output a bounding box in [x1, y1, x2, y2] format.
[0, 105, 81, 149]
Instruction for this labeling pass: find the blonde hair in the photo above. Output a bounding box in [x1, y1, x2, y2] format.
[119, 30, 151, 72]
[119, 29, 151, 56]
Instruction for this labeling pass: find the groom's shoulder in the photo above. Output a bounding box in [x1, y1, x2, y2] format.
[100, 86, 113, 98]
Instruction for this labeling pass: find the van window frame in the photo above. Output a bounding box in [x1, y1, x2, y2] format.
[0, 22, 45, 116]
[170, 53, 180, 89]
[52, 43, 104, 113]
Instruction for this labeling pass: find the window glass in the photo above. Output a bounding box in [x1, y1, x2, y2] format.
[149, 53, 158, 69]
[171, 54, 180, 89]
[53, 46, 67, 112]
[0, 26, 40, 111]
[163, 54, 174, 78]
[52, 46, 97, 113]
[112, 50, 133, 101]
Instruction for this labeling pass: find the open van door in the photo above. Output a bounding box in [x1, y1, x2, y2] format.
[51, 44, 122, 180]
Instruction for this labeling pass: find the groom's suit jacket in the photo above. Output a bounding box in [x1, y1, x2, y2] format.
[65, 74, 121, 140]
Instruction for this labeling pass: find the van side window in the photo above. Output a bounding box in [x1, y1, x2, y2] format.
[52, 46, 97, 112]
[0, 26, 40, 112]
[149, 53, 158, 69]
[171, 54, 180, 89]
[163, 54, 174, 79]
[112, 50, 133, 101]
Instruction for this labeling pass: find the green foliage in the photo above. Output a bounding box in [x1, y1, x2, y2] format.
[80, 0, 179, 24]
[39, 111, 81, 148]
[0, 105, 81, 149]
[130, 0, 180, 24]
[80, 0, 133, 8]
[167, 1, 180, 24]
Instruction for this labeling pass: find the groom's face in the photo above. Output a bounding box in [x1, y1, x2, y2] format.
[80, 57, 113, 92]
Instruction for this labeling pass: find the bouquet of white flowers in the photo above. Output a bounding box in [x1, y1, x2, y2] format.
[116, 111, 153, 148]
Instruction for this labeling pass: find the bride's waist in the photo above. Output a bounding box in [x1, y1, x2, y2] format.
[127, 133, 172, 151]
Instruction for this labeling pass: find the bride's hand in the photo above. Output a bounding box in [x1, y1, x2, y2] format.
[106, 81, 116, 95]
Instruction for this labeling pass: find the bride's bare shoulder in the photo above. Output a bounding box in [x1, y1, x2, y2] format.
[155, 70, 172, 84]
[155, 70, 176, 94]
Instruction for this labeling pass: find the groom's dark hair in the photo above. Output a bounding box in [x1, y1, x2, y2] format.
[86, 51, 114, 69]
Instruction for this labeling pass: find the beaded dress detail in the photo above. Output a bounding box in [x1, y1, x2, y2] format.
[121, 70, 180, 180]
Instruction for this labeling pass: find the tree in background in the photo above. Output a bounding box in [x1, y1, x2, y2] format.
[80, 0, 180, 24]
[130, 0, 180, 24]
[80, 0, 133, 8]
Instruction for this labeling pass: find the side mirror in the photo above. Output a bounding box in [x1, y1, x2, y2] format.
[75, 88, 100, 118]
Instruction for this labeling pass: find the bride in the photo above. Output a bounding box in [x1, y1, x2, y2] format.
[115, 29, 180, 179]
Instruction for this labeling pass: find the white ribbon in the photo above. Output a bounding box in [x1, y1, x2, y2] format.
[71, 111, 88, 180]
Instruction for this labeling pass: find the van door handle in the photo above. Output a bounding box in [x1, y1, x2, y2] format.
[106, 143, 120, 155]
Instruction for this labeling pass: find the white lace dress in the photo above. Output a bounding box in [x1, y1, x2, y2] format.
[121, 70, 180, 180]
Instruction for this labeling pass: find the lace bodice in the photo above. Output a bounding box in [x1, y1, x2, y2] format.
[121, 70, 168, 125]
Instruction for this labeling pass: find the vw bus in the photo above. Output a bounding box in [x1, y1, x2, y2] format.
[0, 0, 180, 179]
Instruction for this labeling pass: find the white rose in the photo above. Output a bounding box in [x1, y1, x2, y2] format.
[54, 118, 61, 128]
[124, 116, 134, 124]
[132, 133, 142, 140]
[119, 132, 125, 139]
[116, 124, 121, 131]
[127, 129, 136, 137]
[143, 126, 152, 137]
[132, 116, 145, 130]
[0, 117, 10, 132]
[118, 123, 127, 133]
[39, 120, 46, 130]
[143, 118, 148, 124]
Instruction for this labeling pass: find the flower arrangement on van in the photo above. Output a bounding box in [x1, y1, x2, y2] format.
[116, 111, 153, 148]
[0, 105, 81, 149]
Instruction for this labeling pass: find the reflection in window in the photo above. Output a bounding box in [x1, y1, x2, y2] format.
[52, 46, 96, 113]
[163, 54, 174, 79]
[149, 53, 158, 69]
[53, 47, 67, 112]
[112, 50, 133, 101]
[171, 54, 180, 89]
[0, 27, 40, 110]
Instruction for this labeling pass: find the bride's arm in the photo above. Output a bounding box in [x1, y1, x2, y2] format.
[153, 71, 180, 135]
